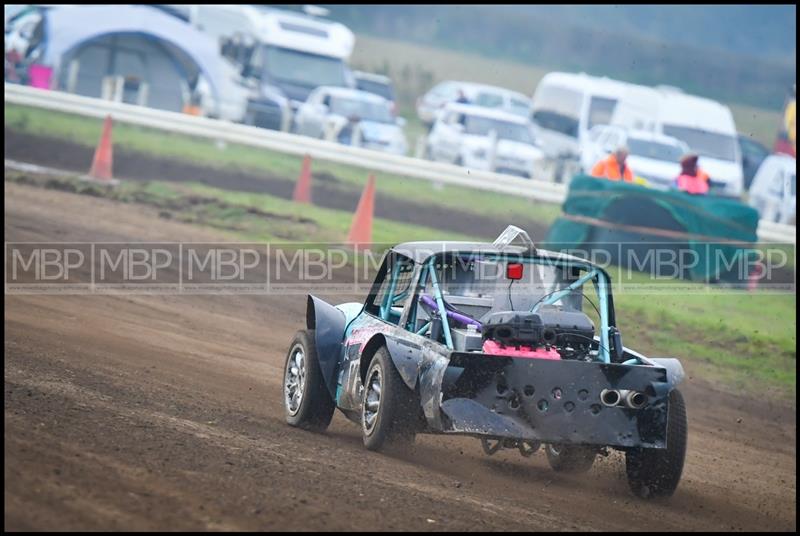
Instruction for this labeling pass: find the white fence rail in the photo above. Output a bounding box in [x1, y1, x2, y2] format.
[4, 83, 795, 244]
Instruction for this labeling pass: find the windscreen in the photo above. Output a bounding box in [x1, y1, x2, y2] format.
[531, 84, 582, 138]
[330, 97, 394, 123]
[422, 255, 594, 319]
[464, 116, 535, 144]
[262, 45, 347, 87]
[356, 78, 394, 100]
[628, 137, 684, 162]
[662, 125, 738, 162]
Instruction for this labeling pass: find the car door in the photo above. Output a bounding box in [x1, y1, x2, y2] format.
[336, 252, 417, 412]
[438, 112, 465, 163]
[293, 89, 318, 136]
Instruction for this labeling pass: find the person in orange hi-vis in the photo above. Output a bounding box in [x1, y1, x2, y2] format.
[590, 145, 634, 182]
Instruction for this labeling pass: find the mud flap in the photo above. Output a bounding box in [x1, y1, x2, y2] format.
[306, 295, 345, 398]
[383, 336, 425, 390]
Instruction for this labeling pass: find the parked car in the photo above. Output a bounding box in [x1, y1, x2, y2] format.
[425, 103, 545, 178]
[293, 86, 408, 155]
[748, 154, 796, 224]
[417, 80, 531, 127]
[284, 225, 688, 499]
[353, 70, 397, 115]
[738, 134, 771, 191]
[656, 89, 743, 198]
[581, 125, 689, 190]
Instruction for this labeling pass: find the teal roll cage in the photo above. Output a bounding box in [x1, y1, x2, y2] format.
[378, 250, 625, 364]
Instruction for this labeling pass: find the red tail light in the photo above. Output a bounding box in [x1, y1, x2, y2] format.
[506, 263, 524, 280]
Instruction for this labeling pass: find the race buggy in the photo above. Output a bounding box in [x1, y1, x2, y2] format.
[283, 226, 687, 499]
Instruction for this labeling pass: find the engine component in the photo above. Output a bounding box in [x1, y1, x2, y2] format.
[481, 305, 595, 358]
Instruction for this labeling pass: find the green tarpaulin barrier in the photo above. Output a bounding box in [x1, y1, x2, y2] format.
[544, 175, 761, 282]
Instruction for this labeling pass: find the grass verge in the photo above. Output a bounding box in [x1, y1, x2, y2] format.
[4, 103, 563, 227]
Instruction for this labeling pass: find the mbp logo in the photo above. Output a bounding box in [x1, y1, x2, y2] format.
[94, 243, 180, 291]
[5, 243, 92, 291]
[98, 247, 173, 281]
[181, 244, 267, 292]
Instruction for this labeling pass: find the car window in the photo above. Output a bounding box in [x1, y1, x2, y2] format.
[365, 253, 416, 325]
[587, 96, 618, 130]
[329, 97, 394, 123]
[463, 115, 535, 144]
[356, 78, 394, 101]
[662, 125, 738, 162]
[474, 92, 505, 109]
[739, 136, 770, 162]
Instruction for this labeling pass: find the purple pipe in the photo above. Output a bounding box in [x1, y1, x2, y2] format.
[420, 294, 482, 331]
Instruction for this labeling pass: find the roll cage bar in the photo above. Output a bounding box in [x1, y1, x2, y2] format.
[373, 249, 626, 364]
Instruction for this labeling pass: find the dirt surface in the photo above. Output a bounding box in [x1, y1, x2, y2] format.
[3, 128, 550, 241]
[4, 180, 797, 531]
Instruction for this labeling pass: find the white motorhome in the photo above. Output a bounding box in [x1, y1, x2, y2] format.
[173, 5, 356, 130]
[530, 72, 661, 159]
[655, 89, 744, 198]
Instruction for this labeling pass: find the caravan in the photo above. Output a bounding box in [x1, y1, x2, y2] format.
[173, 5, 356, 131]
[530, 72, 659, 159]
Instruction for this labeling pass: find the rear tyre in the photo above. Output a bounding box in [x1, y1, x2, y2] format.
[546, 443, 596, 473]
[283, 330, 336, 432]
[362, 346, 418, 451]
[626, 389, 687, 499]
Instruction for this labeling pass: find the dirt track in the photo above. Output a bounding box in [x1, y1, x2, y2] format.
[4, 180, 797, 531]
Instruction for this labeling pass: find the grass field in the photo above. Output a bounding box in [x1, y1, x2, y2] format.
[351, 33, 784, 148]
[4, 103, 563, 228]
[6, 169, 796, 399]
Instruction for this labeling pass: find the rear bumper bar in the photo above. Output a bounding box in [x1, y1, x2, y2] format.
[435, 354, 673, 448]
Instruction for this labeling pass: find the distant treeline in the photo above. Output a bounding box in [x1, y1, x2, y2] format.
[310, 4, 795, 111]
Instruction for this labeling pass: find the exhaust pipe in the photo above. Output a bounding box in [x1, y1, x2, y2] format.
[600, 389, 621, 407]
[624, 390, 648, 409]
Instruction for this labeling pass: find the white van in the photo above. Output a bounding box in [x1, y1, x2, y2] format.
[530, 72, 660, 159]
[175, 5, 356, 130]
[656, 89, 743, 198]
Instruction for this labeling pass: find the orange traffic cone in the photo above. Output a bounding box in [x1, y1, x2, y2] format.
[89, 115, 114, 181]
[293, 154, 313, 203]
[347, 174, 376, 246]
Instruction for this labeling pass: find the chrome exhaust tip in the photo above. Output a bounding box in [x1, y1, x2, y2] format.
[600, 389, 621, 407]
[625, 390, 648, 409]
